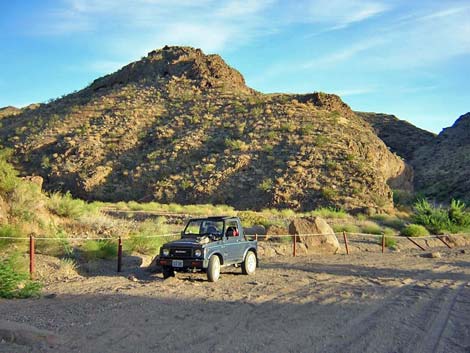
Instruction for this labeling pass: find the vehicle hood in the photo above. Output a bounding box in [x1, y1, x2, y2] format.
[163, 237, 205, 247]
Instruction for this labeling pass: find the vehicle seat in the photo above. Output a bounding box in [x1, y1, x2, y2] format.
[226, 227, 239, 237]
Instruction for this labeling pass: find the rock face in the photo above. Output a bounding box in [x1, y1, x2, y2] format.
[0, 46, 411, 212]
[412, 112, 470, 201]
[288, 217, 340, 253]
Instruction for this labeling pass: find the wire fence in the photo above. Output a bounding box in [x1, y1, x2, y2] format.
[0, 230, 463, 279]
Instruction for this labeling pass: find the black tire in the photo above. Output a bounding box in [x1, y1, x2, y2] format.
[242, 251, 257, 275]
[207, 255, 221, 282]
[162, 266, 175, 279]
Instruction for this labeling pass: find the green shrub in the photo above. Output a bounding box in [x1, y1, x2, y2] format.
[383, 236, 397, 249]
[0, 224, 26, 250]
[125, 218, 170, 255]
[0, 256, 42, 299]
[48, 191, 98, 219]
[360, 221, 383, 235]
[371, 214, 406, 230]
[81, 240, 117, 260]
[401, 224, 430, 237]
[311, 207, 348, 219]
[258, 178, 274, 192]
[0, 148, 18, 194]
[332, 224, 360, 233]
[225, 138, 249, 151]
[412, 198, 470, 234]
[238, 211, 272, 228]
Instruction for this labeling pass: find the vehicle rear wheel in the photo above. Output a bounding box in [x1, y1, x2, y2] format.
[207, 255, 221, 282]
[162, 266, 175, 279]
[242, 251, 256, 275]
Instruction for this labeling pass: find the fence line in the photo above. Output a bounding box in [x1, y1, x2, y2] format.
[0, 231, 461, 279]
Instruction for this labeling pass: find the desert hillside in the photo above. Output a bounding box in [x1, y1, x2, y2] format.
[0, 46, 410, 212]
[411, 112, 470, 201]
[356, 112, 436, 161]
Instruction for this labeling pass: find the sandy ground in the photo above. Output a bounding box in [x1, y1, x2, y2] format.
[1, 247, 470, 353]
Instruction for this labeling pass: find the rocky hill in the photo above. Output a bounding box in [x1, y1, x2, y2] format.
[412, 112, 470, 201]
[356, 112, 436, 161]
[0, 46, 411, 212]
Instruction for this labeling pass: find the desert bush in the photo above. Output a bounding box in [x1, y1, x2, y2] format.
[125, 218, 170, 255]
[0, 255, 42, 299]
[258, 178, 273, 192]
[332, 224, 360, 233]
[238, 211, 272, 228]
[48, 191, 99, 219]
[311, 207, 348, 219]
[383, 236, 397, 249]
[225, 138, 249, 151]
[360, 221, 383, 235]
[59, 258, 78, 277]
[412, 199, 470, 234]
[10, 181, 45, 222]
[81, 240, 117, 260]
[401, 224, 430, 237]
[36, 230, 73, 257]
[371, 214, 405, 230]
[0, 148, 18, 194]
[0, 224, 26, 250]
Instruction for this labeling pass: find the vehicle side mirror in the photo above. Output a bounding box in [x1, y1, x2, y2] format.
[180, 231, 184, 237]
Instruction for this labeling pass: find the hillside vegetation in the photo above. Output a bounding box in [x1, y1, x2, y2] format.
[0, 46, 411, 213]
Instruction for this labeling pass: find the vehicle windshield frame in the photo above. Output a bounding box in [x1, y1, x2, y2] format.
[182, 219, 226, 238]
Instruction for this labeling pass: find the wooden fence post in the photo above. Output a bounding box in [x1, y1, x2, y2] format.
[293, 234, 297, 257]
[381, 234, 385, 253]
[117, 236, 123, 273]
[437, 235, 452, 249]
[406, 237, 426, 251]
[29, 235, 35, 279]
[343, 231, 349, 255]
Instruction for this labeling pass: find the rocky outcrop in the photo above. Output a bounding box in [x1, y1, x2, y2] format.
[288, 217, 340, 253]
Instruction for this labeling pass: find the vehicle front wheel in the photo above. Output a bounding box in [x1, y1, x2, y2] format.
[162, 266, 175, 279]
[207, 255, 221, 282]
[242, 251, 257, 275]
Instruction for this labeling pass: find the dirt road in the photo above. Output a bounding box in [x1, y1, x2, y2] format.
[1, 248, 469, 353]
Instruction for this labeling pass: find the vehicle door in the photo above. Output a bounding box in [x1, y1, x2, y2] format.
[224, 219, 245, 263]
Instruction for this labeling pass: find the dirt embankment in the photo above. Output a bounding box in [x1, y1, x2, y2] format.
[1, 246, 470, 353]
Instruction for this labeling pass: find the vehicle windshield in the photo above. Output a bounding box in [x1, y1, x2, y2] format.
[183, 219, 224, 237]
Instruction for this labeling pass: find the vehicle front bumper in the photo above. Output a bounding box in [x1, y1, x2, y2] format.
[157, 257, 208, 269]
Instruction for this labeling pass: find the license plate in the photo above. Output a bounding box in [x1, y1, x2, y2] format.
[172, 260, 184, 268]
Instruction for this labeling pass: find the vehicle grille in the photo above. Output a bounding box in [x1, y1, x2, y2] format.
[170, 248, 192, 258]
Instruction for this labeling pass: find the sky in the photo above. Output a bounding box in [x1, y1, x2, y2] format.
[1, 0, 469, 133]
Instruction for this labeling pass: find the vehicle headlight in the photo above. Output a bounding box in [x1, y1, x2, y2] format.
[163, 248, 170, 256]
[194, 249, 202, 257]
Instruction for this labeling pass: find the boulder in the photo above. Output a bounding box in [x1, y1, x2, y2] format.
[288, 217, 340, 254]
[244, 225, 266, 236]
[0, 195, 9, 223]
[21, 175, 43, 190]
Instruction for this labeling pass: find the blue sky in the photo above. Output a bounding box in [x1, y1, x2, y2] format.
[1, 0, 469, 133]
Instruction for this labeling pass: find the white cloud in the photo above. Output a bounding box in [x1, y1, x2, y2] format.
[302, 38, 383, 68]
[283, 0, 389, 29]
